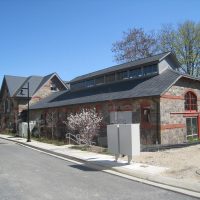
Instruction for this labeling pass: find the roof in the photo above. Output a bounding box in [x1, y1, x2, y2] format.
[30, 69, 182, 110]
[15, 76, 44, 97]
[34, 73, 55, 92]
[4, 75, 27, 96]
[1, 72, 67, 98]
[70, 52, 176, 83]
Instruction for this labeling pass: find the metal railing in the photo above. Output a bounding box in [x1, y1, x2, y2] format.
[65, 133, 95, 146]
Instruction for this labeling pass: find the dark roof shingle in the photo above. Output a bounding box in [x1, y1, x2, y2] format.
[4, 75, 27, 96]
[30, 69, 181, 110]
[70, 52, 172, 83]
[1, 73, 66, 98]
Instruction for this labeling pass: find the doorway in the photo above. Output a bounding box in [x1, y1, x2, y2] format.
[186, 117, 198, 140]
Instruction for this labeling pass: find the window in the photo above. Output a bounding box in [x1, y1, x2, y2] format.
[50, 83, 57, 91]
[186, 117, 198, 140]
[95, 76, 105, 85]
[3, 99, 10, 113]
[143, 65, 157, 76]
[142, 108, 150, 123]
[117, 71, 128, 80]
[185, 92, 197, 111]
[129, 68, 142, 78]
[71, 82, 85, 90]
[85, 79, 95, 88]
[105, 73, 115, 83]
[7, 99, 10, 112]
[3, 100, 6, 113]
[40, 113, 47, 125]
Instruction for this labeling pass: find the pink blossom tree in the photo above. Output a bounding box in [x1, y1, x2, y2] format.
[66, 108, 103, 146]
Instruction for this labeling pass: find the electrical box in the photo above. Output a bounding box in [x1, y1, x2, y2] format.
[107, 124, 119, 154]
[110, 111, 132, 124]
[18, 121, 36, 138]
[107, 123, 140, 164]
[119, 124, 140, 156]
[19, 122, 28, 138]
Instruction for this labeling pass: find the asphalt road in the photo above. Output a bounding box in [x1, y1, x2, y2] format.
[0, 138, 198, 200]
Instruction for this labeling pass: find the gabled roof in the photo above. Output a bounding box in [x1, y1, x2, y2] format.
[30, 69, 182, 110]
[34, 73, 55, 92]
[3, 75, 27, 97]
[0, 72, 67, 98]
[71, 52, 178, 83]
[34, 72, 68, 92]
[15, 76, 44, 97]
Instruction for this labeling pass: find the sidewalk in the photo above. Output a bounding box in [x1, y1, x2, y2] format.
[0, 134, 200, 198]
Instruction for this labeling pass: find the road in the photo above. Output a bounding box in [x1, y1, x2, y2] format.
[0, 138, 198, 200]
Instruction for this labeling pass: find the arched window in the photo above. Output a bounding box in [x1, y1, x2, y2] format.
[184, 92, 197, 111]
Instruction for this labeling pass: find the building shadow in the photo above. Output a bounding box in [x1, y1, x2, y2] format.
[68, 158, 128, 172]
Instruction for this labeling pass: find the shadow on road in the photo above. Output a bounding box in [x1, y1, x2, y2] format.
[69, 164, 98, 171]
[68, 158, 128, 172]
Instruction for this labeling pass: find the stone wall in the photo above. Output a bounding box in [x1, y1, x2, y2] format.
[0, 84, 16, 130]
[30, 97, 160, 145]
[160, 77, 200, 144]
[30, 76, 66, 106]
[0, 75, 66, 132]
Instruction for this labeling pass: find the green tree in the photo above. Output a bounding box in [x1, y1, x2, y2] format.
[112, 21, 200, 77]
[159, 21, 200, 76]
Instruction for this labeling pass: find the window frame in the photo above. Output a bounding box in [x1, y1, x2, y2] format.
[50, 83, 57, 91]
[129, 68, 142, 78]
[95, 76, 105, 85]
[184, 91, 197, 111]
[143, 65, 158, 76]
[117, 70, 129, 80]
[141, 107, 151, 123]
[105, 73, 116, 83]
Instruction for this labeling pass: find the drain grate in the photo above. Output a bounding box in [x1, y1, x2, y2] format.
[196, 169, 200, 175]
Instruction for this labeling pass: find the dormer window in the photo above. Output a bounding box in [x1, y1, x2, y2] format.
[117, 71, 128, 80]
[85, 79, 95, 88]
[129, 68, 142, 78]
[95, 76, 105, 85]
[106, 73, 115, 83]
[143, 65, 157, 76]
[50, 83, 57, 91]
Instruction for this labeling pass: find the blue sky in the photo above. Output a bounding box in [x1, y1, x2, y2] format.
[0, 0, 199, 84]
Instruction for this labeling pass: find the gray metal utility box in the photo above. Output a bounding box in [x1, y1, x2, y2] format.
[107, 124, 140, 164]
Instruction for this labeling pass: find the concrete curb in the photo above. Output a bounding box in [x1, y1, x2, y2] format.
[1, 136, 200, 198]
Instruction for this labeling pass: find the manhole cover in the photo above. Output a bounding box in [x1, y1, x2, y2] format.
[140, 165, 148, 168]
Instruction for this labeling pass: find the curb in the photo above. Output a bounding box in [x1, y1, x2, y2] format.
[1, 136, 200, 198]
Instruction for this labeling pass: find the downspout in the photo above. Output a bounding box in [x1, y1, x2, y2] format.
[152, 97, 161, 144]
[156, 100, 161, 144]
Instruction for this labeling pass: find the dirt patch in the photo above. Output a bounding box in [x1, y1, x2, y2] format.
[132, 144, 200, 182]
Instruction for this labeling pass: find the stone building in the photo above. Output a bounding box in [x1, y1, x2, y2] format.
[28, 52, 200, 145]
[0, 73, 68, 131]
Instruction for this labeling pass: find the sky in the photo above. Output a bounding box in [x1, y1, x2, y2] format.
[0, 0, 199, 84]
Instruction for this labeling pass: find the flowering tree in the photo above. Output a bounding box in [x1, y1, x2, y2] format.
[65, 108, 103, 146]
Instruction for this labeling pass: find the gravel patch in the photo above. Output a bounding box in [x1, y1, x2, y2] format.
[132, 144, 200, 182]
